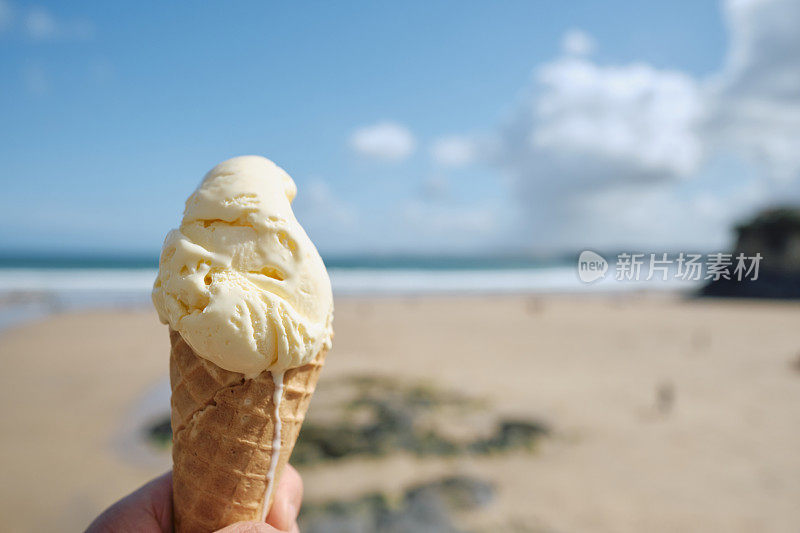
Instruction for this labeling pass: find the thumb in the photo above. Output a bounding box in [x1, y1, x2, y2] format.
[214, 521, 283, 533]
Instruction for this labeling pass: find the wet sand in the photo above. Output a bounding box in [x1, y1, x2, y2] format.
[1, 295, 799, 532]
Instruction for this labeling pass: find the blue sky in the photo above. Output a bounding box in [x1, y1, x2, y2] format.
[1, 1, 797, 256]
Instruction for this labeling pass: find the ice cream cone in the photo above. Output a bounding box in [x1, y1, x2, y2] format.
[169, 328, 327, 532]
[152, 157, 334, 531]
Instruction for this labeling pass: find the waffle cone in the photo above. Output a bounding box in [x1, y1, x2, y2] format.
[168, 329, 327, 532]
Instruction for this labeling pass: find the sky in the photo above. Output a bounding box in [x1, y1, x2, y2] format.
[1, 0, 798, 257]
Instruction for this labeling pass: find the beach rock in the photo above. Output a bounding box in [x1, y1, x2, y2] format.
[701, 207, 800, 299]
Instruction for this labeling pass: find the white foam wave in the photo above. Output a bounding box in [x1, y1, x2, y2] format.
[0, 266, 700, 296]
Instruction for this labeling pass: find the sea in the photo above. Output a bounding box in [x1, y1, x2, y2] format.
[0, 253, 702, 330]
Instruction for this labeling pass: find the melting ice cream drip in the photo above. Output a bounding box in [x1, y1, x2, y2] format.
[261, 370, 285, 523]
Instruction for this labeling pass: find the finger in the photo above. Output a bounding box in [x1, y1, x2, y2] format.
[264, 465, 303, 531]
[214, 522, 280, 533]
[145, 471, 174, 532]
[85, 470, 173, 533]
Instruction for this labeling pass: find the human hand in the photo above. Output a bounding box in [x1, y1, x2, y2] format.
[86, 466, 303, 533]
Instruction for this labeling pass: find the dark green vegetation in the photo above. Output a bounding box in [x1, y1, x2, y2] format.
[147, 417, 172, 447]
[292, 375, 549, 465]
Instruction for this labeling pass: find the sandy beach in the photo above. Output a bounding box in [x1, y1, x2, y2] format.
[1, 294, 799, 532]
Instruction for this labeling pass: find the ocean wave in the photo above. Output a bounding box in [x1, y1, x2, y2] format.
[0, 266, 700, 296]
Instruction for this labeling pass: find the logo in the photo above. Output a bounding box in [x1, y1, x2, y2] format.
[577, 250, 608, 283]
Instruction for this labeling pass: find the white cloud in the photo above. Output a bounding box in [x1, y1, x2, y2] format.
[492, 52, 708, 249]
[350, 122, 415, 161]
[430, 136, 477, 168]
[24, 5, 93, 41]
[533, 57, 705, 179]
[708, 0, 800, 183]
[480, 3, 800, 251]
[718, 0, 800, 99]
[561, 29, 595, 56]
[564, 176, 770, 250]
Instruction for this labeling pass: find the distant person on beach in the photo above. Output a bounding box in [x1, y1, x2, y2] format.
[86, 466, 303, 532]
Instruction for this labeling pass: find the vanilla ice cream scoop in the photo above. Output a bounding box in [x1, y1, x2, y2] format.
[152, 156, 333, 377]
